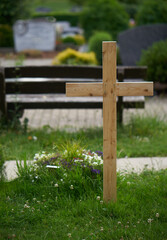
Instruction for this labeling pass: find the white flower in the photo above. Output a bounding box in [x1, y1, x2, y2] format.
[97, 196, 100, 201]
[24, 204, 30, 209]
[33, 136, 37, 141]
[54, 183, 59, 187]
[70, 185, 74, 190]
[67, 233, 71, 238]
[156, 213, 159, 218]
[148, 218, 153, 223]
[100, 200, 103, 204]
[100, 227, 104, 231]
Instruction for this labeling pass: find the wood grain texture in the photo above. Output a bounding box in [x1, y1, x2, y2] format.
[103, 41, 117, 202]
[66, 83, 102, 96]
[117, 82, 153, 96]
[66, 82, 153, 97]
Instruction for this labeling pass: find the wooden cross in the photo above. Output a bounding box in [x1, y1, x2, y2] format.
[66, 42, 153, 202]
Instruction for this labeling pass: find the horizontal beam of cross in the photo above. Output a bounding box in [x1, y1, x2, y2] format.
[66, 82, 153, 97]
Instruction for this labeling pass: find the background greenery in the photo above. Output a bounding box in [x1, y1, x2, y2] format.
[138, 40, 167, 83]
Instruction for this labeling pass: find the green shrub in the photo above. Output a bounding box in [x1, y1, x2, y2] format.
[0, 25, 13, 47]
[0, 145, 5, 181]
[138, 40, 167, 83]
[136, 0, 167, 25]
[52, 48, 97, 65]
[33, 12, 80, 26]
[89, 31, 112, 65]
[0, 0, 30, 25]
[81, 0, 129, 40]
[62, 35, 85, 46]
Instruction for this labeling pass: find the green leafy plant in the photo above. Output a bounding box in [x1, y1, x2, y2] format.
[89, 31, 112, 65]
[81, 0, 129, 40]
[52, 48, 97, 65]
[0, 25, 13, 47]
[0, 0, 31, 25]
[62, 35, 85, 46]
[136, 0, 167, 25]
[138, 40, 167, 83]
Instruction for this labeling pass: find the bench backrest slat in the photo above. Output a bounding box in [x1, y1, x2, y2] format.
[4, 66, 147, 79]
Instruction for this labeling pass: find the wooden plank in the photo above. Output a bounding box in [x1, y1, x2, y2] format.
[66, 83, 102, 96]
[0, 67, 7, 117]
[6, 81, 66, 94]
[117, 82, 153, 96]
[120, 66, 147, 79]
[6, 95, 144, 109]
[4, 65, 146, 79]
[103, 41, 117, 202]
[5, 66, 102, 79]
[66, 82, 153, 97]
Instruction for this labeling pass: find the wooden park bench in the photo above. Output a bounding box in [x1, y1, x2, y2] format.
[0, 65, 147, 124]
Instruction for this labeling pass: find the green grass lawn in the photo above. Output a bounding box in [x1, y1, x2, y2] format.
[0, 169, 167, 239]
[0, 115, 167, 239]
[1, 115, 167, 161]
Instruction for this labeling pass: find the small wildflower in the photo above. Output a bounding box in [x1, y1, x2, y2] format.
[33, 198, 36, 201]
[100, 200, 103, 204]
[24, 204, 30, 209]
[97, 196, 100, 201]
[28, 136, 32, 140]
[70, 185, 74, 190]
[127, 182, 131, 185]
[156, 213, 159, 218]
[118, 221, 121, 224]
[100, 227, 104, 231]
[54, 183, 59, 187]
[148, 218, 153, 223]
[33, 136, 37, 141]
[67, 233, 71, 238]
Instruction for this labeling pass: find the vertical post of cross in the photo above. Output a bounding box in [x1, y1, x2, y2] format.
[103, 42, 117, 202]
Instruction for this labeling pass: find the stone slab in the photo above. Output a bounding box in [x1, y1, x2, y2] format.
[13, 19, 56, 52]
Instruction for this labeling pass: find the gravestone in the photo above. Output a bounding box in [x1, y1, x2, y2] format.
[118, 24, 167, 65]
[13, 19, 56, 52]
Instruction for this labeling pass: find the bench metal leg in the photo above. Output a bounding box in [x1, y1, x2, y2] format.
[0, 67, 7, 119]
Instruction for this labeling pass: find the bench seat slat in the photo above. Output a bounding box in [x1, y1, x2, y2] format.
[6, 95, 144, 109]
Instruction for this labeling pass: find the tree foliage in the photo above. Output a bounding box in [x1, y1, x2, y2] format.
[136, 0, 167, 25]
[81, 0, 129, 40]
[0, 0, 30, 25]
